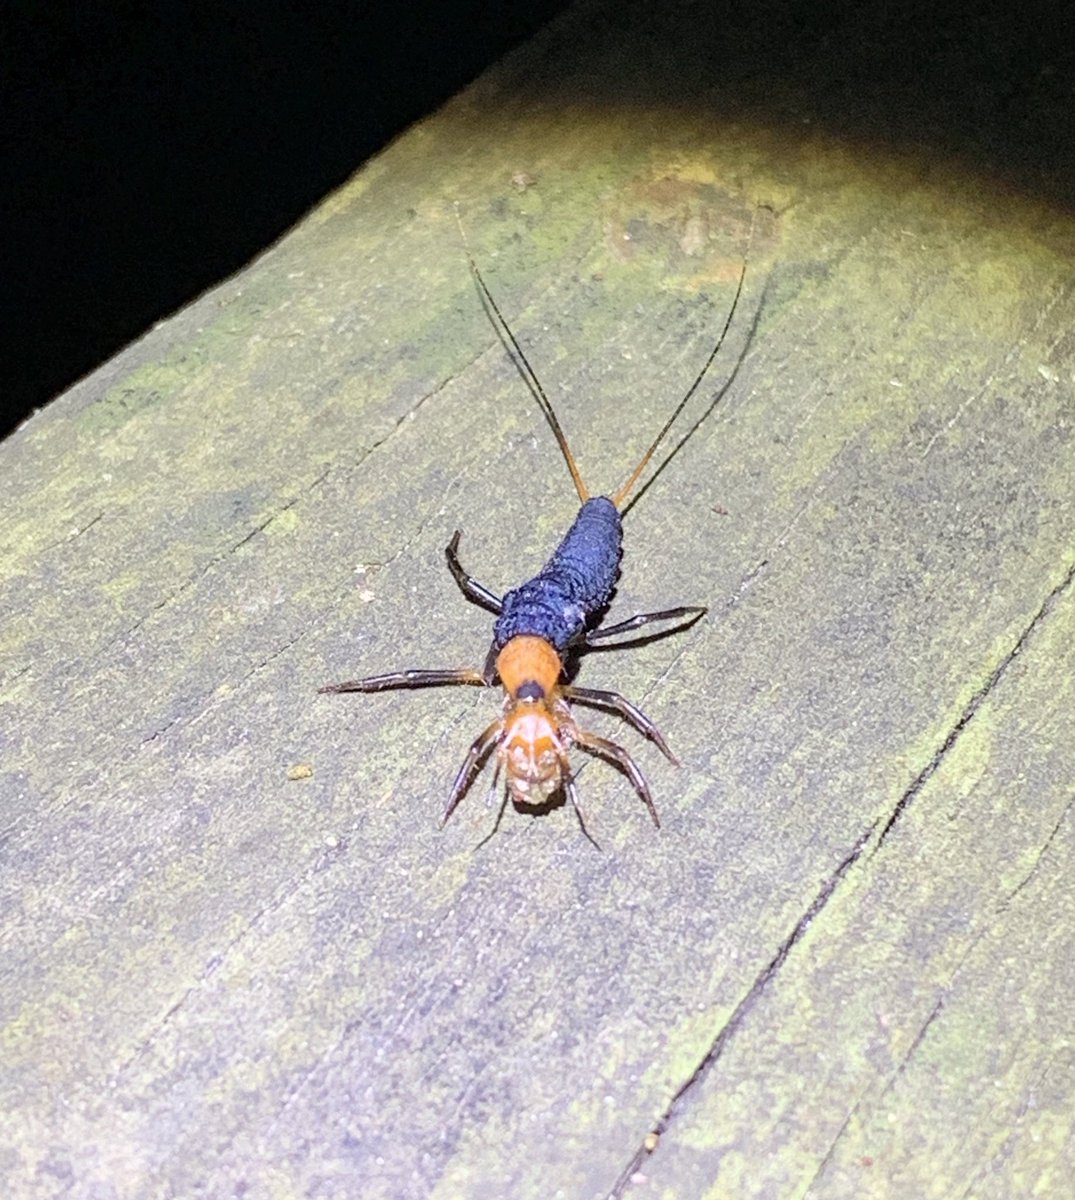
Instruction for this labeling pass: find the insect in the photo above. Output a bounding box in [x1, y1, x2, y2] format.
[321, 210, 751, 831]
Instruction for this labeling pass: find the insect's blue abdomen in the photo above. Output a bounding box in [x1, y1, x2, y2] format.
[494, 496, 623, 653]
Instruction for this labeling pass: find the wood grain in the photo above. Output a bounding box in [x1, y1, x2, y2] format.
[3, 2, 1073, 1197]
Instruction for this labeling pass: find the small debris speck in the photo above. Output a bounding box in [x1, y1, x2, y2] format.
[287, 763, 314, 781]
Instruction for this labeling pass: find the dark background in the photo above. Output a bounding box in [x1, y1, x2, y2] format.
[4, 1, 1075, 443]
[2, 0, 572, 439]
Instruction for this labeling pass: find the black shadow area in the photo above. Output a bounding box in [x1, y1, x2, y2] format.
[3, 0, 1073, 438]
[1, 0, 573, 437]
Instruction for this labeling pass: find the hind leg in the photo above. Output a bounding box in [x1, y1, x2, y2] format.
[581, 605, 706, 647]
[445, 530, 502, 613]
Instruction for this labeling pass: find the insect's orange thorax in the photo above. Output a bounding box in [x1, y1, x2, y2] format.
[496, 635, 561, 699]
[495, 636, 569, 805]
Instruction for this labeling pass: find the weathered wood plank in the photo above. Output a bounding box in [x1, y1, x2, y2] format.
[3, 2, 1074, 1198]
[633, 581, 1075, 1199]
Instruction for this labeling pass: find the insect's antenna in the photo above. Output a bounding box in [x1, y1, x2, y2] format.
[454, 204, 590, 504]
[610, 211, 756, 511]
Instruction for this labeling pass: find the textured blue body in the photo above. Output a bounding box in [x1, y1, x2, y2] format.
[493, 496, 623, 654]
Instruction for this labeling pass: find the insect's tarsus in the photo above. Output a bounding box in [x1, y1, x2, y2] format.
[322, 203, 757, 836]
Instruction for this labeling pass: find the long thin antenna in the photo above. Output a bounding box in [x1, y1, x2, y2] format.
[610, 211, 757, 510]
[454, 204, 590, 505]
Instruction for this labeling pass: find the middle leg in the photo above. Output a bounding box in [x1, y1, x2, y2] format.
[561, 685, 677, 762]
[573, 729, 661, 828]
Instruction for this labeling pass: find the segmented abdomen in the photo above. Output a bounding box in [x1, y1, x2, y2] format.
[493, 496, 623, 654]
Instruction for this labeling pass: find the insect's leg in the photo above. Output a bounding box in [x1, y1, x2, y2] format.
[480, 641, 499, 686]
[572, 730, 661, 828]
[475, 762, 511, 849]
[564, 773, 600, 850]
[445, 530, 502, 614]
[581, 605, 707, 647]
[483, 760, 503, 808]
[319, 668, 487, 694]
[561, 685, 677, 764]
[441, 717, 504, 826]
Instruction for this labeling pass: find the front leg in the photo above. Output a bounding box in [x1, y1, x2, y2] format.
[442, 716, 504, 826]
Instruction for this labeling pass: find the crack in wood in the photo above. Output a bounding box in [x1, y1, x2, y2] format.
[873, 556, 1075, 854]
[800, 991, 945, 1198]
[999, 792, 1074, 910]
[609, 820, 876, 1199]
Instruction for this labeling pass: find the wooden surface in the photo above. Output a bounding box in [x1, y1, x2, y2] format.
[3, 2, 1074, 1197]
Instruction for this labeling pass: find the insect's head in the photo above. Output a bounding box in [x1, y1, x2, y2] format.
[501, 693, 568, 806]
[495, 636, 573, 805]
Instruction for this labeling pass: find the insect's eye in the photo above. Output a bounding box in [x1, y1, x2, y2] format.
[506, 741, 562, 805]
[507, 740, 555, 779]
[529, 742, 558, 775]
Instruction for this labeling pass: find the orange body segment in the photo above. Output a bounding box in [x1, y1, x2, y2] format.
[321, 214, 750, 832]
[496, 635, 562, 698]
[502, 706, 564, 804]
